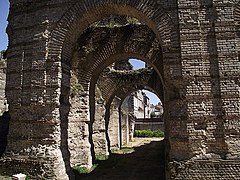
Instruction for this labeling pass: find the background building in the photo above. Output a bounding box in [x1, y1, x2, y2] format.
[122, 90, 162, 119]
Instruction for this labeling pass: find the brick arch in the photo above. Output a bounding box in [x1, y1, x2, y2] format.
[53, 0, 178, 176]
[234, 2, 240, 58]
[234, 2, 240, 29]
[96, 68, 163, 126]
[93, 67, 163, 150]
[48, 0, 178, 67]
[234, 1, 240, 20]
[97, 69, 163, 104]
[89, 52, 164, 86]
[73, 24, 164, 91]
[107, 84, 162, 109]
[104, 83, 162, 149]
[61, 24, 165, 169]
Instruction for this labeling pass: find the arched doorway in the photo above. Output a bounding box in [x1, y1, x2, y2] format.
[4, 1, 183, 177]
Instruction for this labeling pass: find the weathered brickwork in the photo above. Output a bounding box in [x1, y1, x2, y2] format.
[0, 0, 239, 179]
[0, 60, 7, 115]
[170, 160, 240, 180]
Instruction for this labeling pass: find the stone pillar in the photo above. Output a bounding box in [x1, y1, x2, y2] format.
[0, 59, 7, 115]
[0, 105, 69, 179]
[67, 92, 92, 168]
[92, 88, 108, 156]
[108, 97, 121, 149]
[121, 112, 129, 146]
[129, 115, 135, 142]
[214, 3, 240, 159]
[0, 1, 73, 178]
[61, 70, 93, 168]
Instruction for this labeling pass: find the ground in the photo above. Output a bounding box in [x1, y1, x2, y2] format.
[75, 138, 165, 180]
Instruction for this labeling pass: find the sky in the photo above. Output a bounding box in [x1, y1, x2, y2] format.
[0, 3, 160, 105]
[129, 59, 145, 70]
[0, 0, 9, 51]
[143, 90, 160, 105]
[129, 59, 160, 105]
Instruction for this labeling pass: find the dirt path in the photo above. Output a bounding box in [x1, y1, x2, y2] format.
[76, 138, 165, 180]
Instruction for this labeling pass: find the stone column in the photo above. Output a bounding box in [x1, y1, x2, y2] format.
[108, 97, 121, 150]
[213, 3, 240, 159]
[0, 1, 73, 178]
[121, 112, 129, 146]
[67, 92, 92, 168]
[92, 87, 108, 156]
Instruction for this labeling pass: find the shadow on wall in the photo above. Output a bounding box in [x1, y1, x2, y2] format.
[0, 111, 10, 157]
[205, 0, 228, 157]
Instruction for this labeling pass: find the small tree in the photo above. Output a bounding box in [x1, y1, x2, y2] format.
[150, 111, 157, 118]
[0, 50, 6, 59]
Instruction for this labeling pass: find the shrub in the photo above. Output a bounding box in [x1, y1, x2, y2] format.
[134, 130, 164, 138]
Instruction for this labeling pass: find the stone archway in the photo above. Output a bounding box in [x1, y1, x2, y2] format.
[63, 23, 167, 167]
[1, 1, 240, 179]
[96, 67, 163, 152]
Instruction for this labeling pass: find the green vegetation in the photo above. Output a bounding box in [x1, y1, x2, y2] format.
[134, 130, 164, 138]
[90, 16, 141, 28]
[0, 176, 11, 180]
[72, 164, 98, 174]
[0, 50, 6, 57]
[70, 71, 84, 98]
[150, 112, 157, 118]
[72, 166, 90, 174]
[96, 154, 109, 161]
[112, 147, 135, 154]
[127, 17, 140, 24]
[72, 154, 109, 175]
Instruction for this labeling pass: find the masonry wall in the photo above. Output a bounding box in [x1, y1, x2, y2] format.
[135, 118, 164, 132]
[0, 59, 7, 115]
[167, 0, 240, 179]
[0, 59, 8, 157]
[0, 0, 239, 179]
[178, 0, 240, 159]
[0, 1, 75, 178]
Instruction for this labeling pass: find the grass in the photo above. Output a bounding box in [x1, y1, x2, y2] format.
[0, 176, 11, 180]
[111, 147, 135, 154]
[72, 166, 90, 174]
[95, 154, 109, 161]
[134, 129, 165, 138]
[72, 163, 100, 175]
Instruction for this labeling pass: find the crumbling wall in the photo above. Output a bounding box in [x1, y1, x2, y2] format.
[1, 0, 239, 179]
[0, 59, 7, 115]
[0, 59, 8, 157]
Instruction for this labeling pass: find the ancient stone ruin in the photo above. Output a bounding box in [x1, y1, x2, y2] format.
[0, 0, 240, 179]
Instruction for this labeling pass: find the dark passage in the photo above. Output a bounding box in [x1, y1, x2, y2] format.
[74, 138, 165, 180]
[0, 111, 10, 157]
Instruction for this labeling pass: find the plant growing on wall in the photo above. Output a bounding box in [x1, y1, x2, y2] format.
[70, 70, 84, 98]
